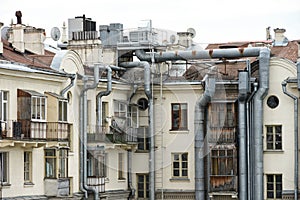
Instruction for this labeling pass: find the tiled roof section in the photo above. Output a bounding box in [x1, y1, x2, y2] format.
[270, 41, 298, 62]
[1, 39, 55, 69]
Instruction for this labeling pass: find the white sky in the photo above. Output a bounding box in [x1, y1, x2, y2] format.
[1, 0, 300, 45]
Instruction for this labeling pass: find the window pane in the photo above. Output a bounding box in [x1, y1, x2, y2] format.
[182, 170, 188, 176]
[59, 101, 63, 121]
[63, 101, 68, 121]
[173, 162, 179, 168]
[182, 153, 188, 161]
[173, 170, 179, 176]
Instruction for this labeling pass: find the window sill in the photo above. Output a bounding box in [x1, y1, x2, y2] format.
[169, 130, 189, 134]
[264, 150, 284, 153]
[24, 182, 34, 187]
[169, 177, 190, 182]
[118, 178, 126, 182]
[1, 183, 11, 187]
[135, 150, 149, 153]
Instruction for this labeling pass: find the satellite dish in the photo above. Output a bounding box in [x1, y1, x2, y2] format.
[1, 26, 10, 40]
[170, 34, 176, 44]
[50, 27, 61, 41]
[187, 28, 196, 38]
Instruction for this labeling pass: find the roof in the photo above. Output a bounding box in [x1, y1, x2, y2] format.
[1, 39, 55, 69]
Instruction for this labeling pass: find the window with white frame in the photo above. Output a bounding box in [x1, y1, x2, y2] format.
[45, 149, 56, 178]
[31, 96, 46, 121]
[172, 153, 188, 178]
[266, 174, 282, 199]
[87, 151, 107, 178]
[114, 100, 127, 118]
[0, 152, 9, 184]
[58, 99, 68, 122]
[45, 148, 68, 179]
[0, 91, 8, 122]
[137, 127, 149, 151]
[128, 105, 138, 128]
[59, 148, 68, 178]
[24, 151, 32, 183]
[171, 103, 188, 130]
[266, 125, 282, 150]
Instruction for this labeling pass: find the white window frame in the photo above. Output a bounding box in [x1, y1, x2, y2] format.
[172, 152, 188, 178]
[58, 99, 68, 122]
[0, 152, 9, 184]
[0, 91, 8, 122]
[31, 96, 47, 121]
[24, 151, 32, 183]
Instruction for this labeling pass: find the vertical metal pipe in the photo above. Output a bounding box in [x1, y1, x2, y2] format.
[253, 47, 270, 200]
[195, 77, 215, 200]
[238, 71, 249, 200]
[282, 80, 298, 200]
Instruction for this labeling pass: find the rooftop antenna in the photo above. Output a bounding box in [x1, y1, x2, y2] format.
[50, 27, 61, 41]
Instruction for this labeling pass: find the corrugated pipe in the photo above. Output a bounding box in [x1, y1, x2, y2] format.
[135, 47, 263, 62]
[282, 80, 298, 200]
[80, 65, 100, 200]
[60, 74, 76, 96]
[253, 47, 270, 200]
[194, 76, 215, 200]
[238, 71, 249, 200]
[119, 61, 154, 200]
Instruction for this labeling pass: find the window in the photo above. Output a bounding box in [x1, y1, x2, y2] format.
[266, 125, 282, 150]
[114, 100, 127, 118]
[59, 149, 68, 178]
[45, 149, 56, 178]
[137, 174, 149, 198]
[58, 99, 68, 122]
[24, 151, 32, 183]
[171, 103, 188, 130]
[128, 105, 139, 128]
[210, 103, 235, 128]
[118, 153, 125, 180]
[137, 127, 149, 151]
[87, 152, 107, 178]
[266, 174, 282, 199]
[31, 96, 46, 121]
[172, 153, 188, 178]
[211, 148, 235, 176]
[0, 91, 8, 122]
[0, 152, 9, 184]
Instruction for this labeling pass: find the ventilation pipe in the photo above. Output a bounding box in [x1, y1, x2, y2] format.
[253, 47, 270, 200]
[60, 74, 76, 96]
[135, 47, 263, 62]
[119, 61, 154, 200]
[282, 79, 298, 200]
[194, 76, 215, 200]
[80, 65, 100, 200]
[238, 71, 249, 200]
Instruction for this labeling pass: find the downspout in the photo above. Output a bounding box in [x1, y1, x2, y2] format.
[80, 65, 100, 200]
[194, 76, 215, 200]
[60, 74, 76, 96]
[238, 71, 249, 200]
[253, 47, 270, 200]
[119, 61, 154, 200]
[282, 80, 298, 200]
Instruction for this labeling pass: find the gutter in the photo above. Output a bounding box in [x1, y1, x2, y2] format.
[60, 74, 76, 96]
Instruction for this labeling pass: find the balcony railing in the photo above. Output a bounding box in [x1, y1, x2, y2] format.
[208, 127, 237, 143]
[210, 175, 237, 192]
[87, 125, 138, 144]
[87, 177, 105, 193]
[0, 120, 69, 141]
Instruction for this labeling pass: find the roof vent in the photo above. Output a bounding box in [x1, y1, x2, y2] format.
[273, 28, 288, 46]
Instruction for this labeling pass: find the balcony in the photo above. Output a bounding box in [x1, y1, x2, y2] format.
[208, 127, 237, 144]
[210, 175, 237, 192]
[87, 125, 138, 144]
[0, 120, 69, 141]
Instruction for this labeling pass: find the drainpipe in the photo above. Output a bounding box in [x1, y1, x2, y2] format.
[253, 47, 270, 200]
[80, 64, 100, 200]
[282, 80, 298, 200]
[238, 71, 249, 200]
[60, 74, 76, 96]
[135, 47, 263, 62]
[119, 61, 154, 200]
[194, 76, 215, 200]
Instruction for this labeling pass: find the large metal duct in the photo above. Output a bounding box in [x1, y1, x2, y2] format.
[253, 48, 270, 200]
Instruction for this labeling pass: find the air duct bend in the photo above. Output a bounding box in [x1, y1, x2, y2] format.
[80, 65, 100, 200]
[253, 47, 270, 200]
[194, 77, 215, 200]
[282, 80, 298, 200]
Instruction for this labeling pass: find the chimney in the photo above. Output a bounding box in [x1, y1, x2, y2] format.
[266, 26, 271, 40]
[273, 28, 288, 46]
[0, 22, 3, 54]
[177, 32, 193, 48]
[15, 11, 22, 24]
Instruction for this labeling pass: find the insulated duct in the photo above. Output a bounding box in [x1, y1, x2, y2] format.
[119, 61, 154, 200]
[253, 47, 270, 200]
[238, 71, 249, 200]
[80, 65, 100, 200]
[194, 76, 215, 200]
[135, 48, 263, 62]
[282, 80, 298, 200]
